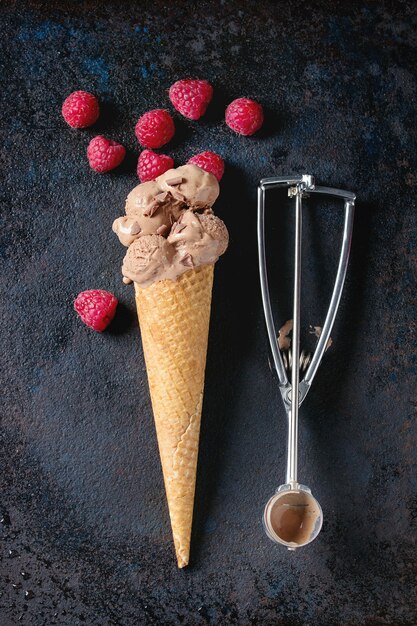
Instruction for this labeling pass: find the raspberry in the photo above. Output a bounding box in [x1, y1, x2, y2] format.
[135, 109, 175, 148]
[62, 91, 100, 128]
[169, 79, 213, 120]
[225, 97, 264, 136]
[137, 150, 174, 182]
[87, 136, 126, 173]
[188, 151, 224, 182]
[74, 290, 118, 332]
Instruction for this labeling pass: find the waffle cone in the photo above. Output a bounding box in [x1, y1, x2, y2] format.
[134, 264, 214, 568]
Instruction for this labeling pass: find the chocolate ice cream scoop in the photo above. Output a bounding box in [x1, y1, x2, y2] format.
[122, 235, 176, 287]
[124, 194, 173, 238]
[157, 164, 219, 209]
[125, 180, 161, 217]
[114, 163, 227, 287]
[198, 212, 229, 257]
[112, 216, 143, 246]
[168, 210, 229, 267]
[124, 180, 184, 236]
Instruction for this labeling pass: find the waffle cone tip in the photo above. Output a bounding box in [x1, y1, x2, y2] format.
[176, 550, 189, 568]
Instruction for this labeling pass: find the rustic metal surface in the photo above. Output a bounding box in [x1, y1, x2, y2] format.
[1, 1, 416, 624]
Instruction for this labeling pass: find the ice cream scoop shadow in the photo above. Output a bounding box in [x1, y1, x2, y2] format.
[300, 199, 374, 563]
[304, 198, 372, 412]
[107, 301, 137, 335]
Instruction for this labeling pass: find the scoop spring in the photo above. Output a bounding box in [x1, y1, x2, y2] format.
[282, 349, 311, 374]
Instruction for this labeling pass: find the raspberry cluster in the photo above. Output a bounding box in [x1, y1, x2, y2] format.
[65, 80, 264, 330]
[62, 81, 263, 179]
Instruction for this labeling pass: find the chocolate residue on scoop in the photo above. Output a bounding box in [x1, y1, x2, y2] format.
[278, 320, 293, 350]
[309, 325, 333, 350]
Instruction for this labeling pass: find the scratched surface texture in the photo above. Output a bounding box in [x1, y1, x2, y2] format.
[1, 0, 416, 624]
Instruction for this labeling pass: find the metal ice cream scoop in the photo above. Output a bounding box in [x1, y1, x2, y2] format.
[257, 175, 355, 549]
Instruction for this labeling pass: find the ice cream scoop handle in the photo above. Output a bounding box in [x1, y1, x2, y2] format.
[286, 187, 302, 485]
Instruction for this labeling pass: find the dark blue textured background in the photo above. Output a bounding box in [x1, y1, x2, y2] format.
[1, 1, 416, 624]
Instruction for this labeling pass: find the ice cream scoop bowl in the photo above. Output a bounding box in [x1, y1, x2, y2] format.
[263, 484, 323, 549]
[257, 175, 355, 549]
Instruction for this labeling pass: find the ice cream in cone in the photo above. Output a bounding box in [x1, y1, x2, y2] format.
[113, 165, 228, 567]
